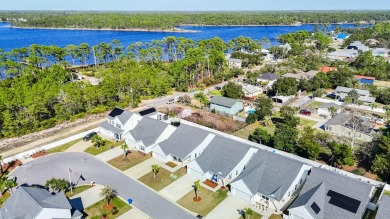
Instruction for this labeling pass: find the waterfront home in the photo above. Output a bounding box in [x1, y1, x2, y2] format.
[376, 195, 390, 219]
[209, 96, 243, 115]
[227, 58, 242, 69]
[230, 150, 311, 213]
[187, 136, 258, 187]
[327, 50, 358, 61]
[332, 86, 376, 104]
[99, 107, 142, 140]
[286, 167, 375, 219]
[125, 116, 176, 153]
[0, 186, 82, 219]
[317, 102, 342, 118]
[257, 73, 279, 88]
[323, 113, 376, 142]
[153, 124, 215, 165]
[242, 85, 262, 98]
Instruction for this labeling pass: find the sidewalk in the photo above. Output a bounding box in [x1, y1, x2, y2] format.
[123, 157, 164, 179]
[159, 174, 197, 202]
[65, 140, 93, 153]
[96, 146, 123, 162]
[117, 207, 150, 219]
[69, 184, 104, 210]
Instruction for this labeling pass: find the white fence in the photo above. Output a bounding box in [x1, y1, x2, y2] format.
[2, 128, 99, 164]
[314, 98, 385, 114]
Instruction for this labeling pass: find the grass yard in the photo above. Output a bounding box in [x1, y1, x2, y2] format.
[233, 121, 260, 140]
[65, 185, 92, 198]
[208, 90, 222, 96]
[85, 140, 124, 156]
[239, 210, 262, 219]
[177, 188, 228, 216]
[375, 80, 390, 88]
[47, 138, 82, 153]
[138, 167, 186, 191]
[269, 214, 283, 219]
[306, 101, 323, 110]
[384, 190, 390, 196]
[0, 192, 10, 207]
[299, 118, 317, 128]
[108, 152, 151, 171]
[84, 197, 131, 219]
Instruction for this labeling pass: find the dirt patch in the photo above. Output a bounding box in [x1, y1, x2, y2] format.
[31, 150, 48, 158]
[1, 159, 23, 173]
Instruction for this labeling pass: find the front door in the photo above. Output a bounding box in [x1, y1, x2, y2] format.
[114, 133, 121, 140]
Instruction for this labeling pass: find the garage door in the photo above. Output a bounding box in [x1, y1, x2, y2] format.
[152, 151, 166, 162]
[188, 168, 203, 179]
[233, 187, 251, 202]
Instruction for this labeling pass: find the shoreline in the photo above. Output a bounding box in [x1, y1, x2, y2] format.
[179, 22, 357, 27]
[10, 26, 201, 33]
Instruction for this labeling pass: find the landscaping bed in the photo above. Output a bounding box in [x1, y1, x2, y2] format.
[31, 150, 48, 158]
[84, 197, 131, 219]
[0, 192, 11, 207]
[65, 185, 93, 197]
[85, 140, 124, 156]
[1, 159, 22, 173]
[47, 138, 81, 153]
[108, 152, 151, 171]
[239, 211, 262, 219]
[177, 188, 228, 216]
[138, 167, 186, 191]
[203, 179, 218, 189]
[165, 161, 177, 168]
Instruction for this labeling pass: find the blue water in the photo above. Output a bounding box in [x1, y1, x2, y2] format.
[0, 22, 356, 51]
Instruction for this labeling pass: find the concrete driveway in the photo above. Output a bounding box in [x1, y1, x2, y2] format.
[160, 174, 198, 202]
[69, 184, 103, 210]
[206, 196, 251, 219]
[10, 152, 195, 219]
[95, 146, 123, 162]
[124, 157, 164, 179]
[65, 140, 93, 152]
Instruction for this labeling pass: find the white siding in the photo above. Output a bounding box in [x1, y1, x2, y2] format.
[187, 160, 205, 179]
[231, 179, 253, 202]
[99, 127, 115, 139]
[36, 208, 71, 219]
[152, 145, 169, 162]
[123, 114, 143, 131]
[288, 206, 315, 219]
[225, 148, 258, 182]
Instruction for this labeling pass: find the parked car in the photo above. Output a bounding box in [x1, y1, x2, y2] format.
[166, 99, 175, 104]
[6, 176, 16, 182]
[299, 109, 312, 116]
[215, 86, 222, 90]
[83, 132, 97, 141]
[196, 215, 203, 219]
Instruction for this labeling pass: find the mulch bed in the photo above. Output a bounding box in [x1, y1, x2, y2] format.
[203, 179, 218, 189]
[165, 161, 177, 168]
[31, 150, 48, 158]
[102, 204, 113, 210]
[1, 159, 22, 173]
[193, 197, 202, 202]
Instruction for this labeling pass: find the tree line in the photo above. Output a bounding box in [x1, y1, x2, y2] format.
[2, 11, 390, 30]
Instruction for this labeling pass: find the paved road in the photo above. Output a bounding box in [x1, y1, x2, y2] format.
[11, 152, 195, 219]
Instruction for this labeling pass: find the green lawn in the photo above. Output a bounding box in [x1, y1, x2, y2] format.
[233, 121, 260, 140]
[299, 118, 317, 128]
[85, 140, 124, 156]
[108, 152, 151, 171]
[138, 167, 186, 191]
[84, 197, 131, 219]
[269, 214, 283, 219]
[384, 190, 390, 196]
[306, 101, 323, 110]
[47, 138, 82, 153]
[208, 90, 222, 96]
[239, 210, 262, 219]
[65, 185, 92, 198]
[0, 192, 10, 207]
[177, 188, 228, 216]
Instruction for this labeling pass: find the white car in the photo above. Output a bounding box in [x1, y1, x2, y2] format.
[166, 99, 175, 104]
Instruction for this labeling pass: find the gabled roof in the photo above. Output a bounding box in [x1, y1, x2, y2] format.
[318, 102, 341, 110]
[129, 117, 170, 146]
[324, 113, 376, 136]
[210, 96, 240, 108]
[233, 150, 304, 201]
[289, 168, 373, 219]
[335, 86, 369, 96]
[108, 107, 134, 124]
[376, 195, 390, 219]
[0, 186, 72, 219]
[100, 121, 124, 133]
[243, 85, 261, 94]
[258, 73, 279, 81]
[194, 136, 252, 178]
[318, 66, 337, 73]
[158, 124, 212, 159]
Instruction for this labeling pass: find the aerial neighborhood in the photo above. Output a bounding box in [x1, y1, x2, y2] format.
[1, 6, 390, 219]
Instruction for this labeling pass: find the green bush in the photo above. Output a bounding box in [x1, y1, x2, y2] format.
[246, 113, 257, 124]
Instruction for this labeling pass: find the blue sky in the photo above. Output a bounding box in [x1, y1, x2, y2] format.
[2, 0, 390, 11]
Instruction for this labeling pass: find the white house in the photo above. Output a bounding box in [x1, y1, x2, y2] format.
[187, 136, 258, 187]
[376, 195, 390, 219]
[286, 167, 375, 219]
[0, 186, 83, 219]
[242, 85, 262, 98]
[153, 124, 215, 165]
[347, 41, 370, 52]
[228, 58, 243, 69]
[230, 150, 311, 213]
[333, 86, 376, 104]
[317, 102, 342, 118]
[99, 107, 142, 140]
[125, 116, 176, 153]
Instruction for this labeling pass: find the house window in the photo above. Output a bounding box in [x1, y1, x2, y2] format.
[115, 123, 121, 129]
[195, 153, 198, 158]
[288, 192, 290, 197]
[236, 170, 239, 175]
[295, 184, 297, 190]
[300, 179, 302, 184]
[140, 146, 145, 151]
[229, 173, 232, 178]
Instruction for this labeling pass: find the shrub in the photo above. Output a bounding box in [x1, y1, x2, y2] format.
[246, 113, 257, 124]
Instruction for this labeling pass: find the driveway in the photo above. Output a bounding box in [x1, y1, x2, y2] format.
[123, 157, 164, 179]
[160, 174, 198, 202]
[69, 184, 104, 210]
[65, 140, 93, 152]
[206, 196, 251, 219]
[10, 152, 195, 219]
[117, 207, 150, 219]
[95, 146, 123, 162]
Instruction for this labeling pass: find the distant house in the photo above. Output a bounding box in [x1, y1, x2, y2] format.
[272, 95, 294, 104]
[354, 75, 376, 85]
[318, 66, 337, 74]
[365, 38, 380, 47]
[263, 53, 275, 61]
[153, 124, 215, 165]
[372, 48, 389, 57]
[333, 86, 376, 104]
[228, 58, 243, 69]
[242, 85, 262, 98]
[100, 107, 142, 141]
[257, 73, 279, 88]
[317, 102, 342, 117]
[327, 50, 358, 61]
[286, 167, 375, 219]
[282, 70, 318, 81]
[209, 96, 243, 115]
[0, 186, 82, 219]
[347, 41, 369, 52]
[230, 150, 312, 212]
[279, 43, 292, 53]
[125, 116, 176, 153]
[323, 113, 376, 142]
[376, 195, 390, 219]
[187, 136, 258, 186]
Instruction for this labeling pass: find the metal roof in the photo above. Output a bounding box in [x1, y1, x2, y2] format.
[210, 96, 240, 108]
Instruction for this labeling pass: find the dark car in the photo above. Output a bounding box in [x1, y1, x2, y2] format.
[83, 132, 97, 141]
[299, 109, 312, 116]
[196, 215, 203, 219]
[215, 86, 222, 90]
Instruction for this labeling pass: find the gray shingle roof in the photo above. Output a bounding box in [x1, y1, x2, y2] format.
[324, 113, 376, 136]
[108, 107, 133, 124]
[210, 96, 240, 108]
[158, 124, 211, 159]
[376, 195, 390, 219]
[318, 102, 341, 110]
[233, 150, 304, 201]
[0, 186, 72, 219]
[130, 117, 169, 146]
[289, 167, 373, 219]
[194, 136, 252, 178]
[335, 86, 369, 96]
[258, 73, 279, 81]
[100, 121, 124, 133]
[243, 85, 261, 94]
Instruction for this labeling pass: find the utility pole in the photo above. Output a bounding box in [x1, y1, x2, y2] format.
[68, 167, 73, 194]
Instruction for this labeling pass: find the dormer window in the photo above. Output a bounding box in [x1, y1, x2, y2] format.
[115, 123, 121, 128]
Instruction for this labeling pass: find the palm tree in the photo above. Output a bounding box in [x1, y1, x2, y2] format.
[328, 106, 337, 118]
[193, 180, 201, 201]
[121, 143, 129, 158]
[45, 178, 69, 192]
[151, 165, 160, 179]
[262, 116, 272, 127]
[91, 135, 105, 149]
[100, 186, 117, 207]
[244, 208, 254, 219]
[369, 103, 378, 111]
[4, 179, 17, 194]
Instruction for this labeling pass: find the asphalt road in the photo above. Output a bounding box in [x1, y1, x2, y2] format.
[11, 152, 195, 219]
